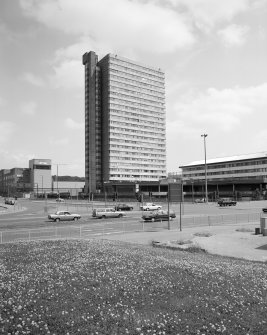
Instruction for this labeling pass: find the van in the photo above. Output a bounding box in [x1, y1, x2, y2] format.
[92, 208, 125, 219]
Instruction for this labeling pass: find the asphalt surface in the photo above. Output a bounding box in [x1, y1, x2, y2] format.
[1, 199, 267, 263]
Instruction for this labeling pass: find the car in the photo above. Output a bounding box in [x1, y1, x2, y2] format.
[194, 198, 206, 203]
[56, 198, 65, 202]
[92, 208, 126, 219]
[114, 203, 133, 211]
[142, 209, 176, 222]
[217, 198, 237, 206]
[48, 211, 81, 222]
[4, 198, 15, 205]
[140, 203, 162, 211]
[262, 207, 267, 213]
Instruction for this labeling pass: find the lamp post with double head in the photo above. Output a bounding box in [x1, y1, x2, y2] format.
[201, 134, 208, 203]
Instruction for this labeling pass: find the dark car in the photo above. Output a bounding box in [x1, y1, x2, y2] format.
[142, 209, 176, 222]
[114, 203, 133, 211]
[217, 198, 237, 206]
[4, 198, 15, 205]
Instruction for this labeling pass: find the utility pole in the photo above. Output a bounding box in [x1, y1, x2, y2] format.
[41, 175, 43, 198]
[53, 163, 69, 196]
[201, 134, 208, 203]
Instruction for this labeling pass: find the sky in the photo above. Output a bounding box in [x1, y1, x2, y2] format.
[0, 0, 267, 177]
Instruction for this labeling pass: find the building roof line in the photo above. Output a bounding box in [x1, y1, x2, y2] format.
[180, 151, 267, 168]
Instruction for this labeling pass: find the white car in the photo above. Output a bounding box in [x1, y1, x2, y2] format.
[140, 203, 162, 211]
[56, 198, 65, 202]
[48, 211, 81, 222]
[92, 208, 125, 219]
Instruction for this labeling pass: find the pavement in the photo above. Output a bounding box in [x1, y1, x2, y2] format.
[103, 222, 267, 263]
[1, 201, 267, 262]
[0, 203, 25, 214]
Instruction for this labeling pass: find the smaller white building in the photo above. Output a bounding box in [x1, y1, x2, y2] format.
[29, 159, 52, 194]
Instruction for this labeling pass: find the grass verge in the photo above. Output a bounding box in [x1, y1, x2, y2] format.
[0, 239, 266, 334]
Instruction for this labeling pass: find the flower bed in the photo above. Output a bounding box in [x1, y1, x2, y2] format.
[0, 240, 266, 334]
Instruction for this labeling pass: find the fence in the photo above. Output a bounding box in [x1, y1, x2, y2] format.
[0, 221, 159, 244]
[182, 212, 261, 226]
[0, 212, 261, 244]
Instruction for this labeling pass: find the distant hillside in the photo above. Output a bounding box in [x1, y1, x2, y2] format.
[52, 175, 85, 182]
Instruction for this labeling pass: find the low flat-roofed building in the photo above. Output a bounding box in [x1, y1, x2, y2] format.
[52, 180, 85, 198]
[180, 152, 267, 201]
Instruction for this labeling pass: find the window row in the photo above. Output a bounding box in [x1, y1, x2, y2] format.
[110, 91, 165, 107]
[184, 160, 267, 172]
[109, 149, 165, 158]
[111, 74, 165, 92]
[110, 110, 165, 128]
[109, 134, 165, 145]
[184, 168, 267, 178]
[109, 67, 164, 87]
[110, 126, 165, 138]
[110, 122, 165, 135]
[110, 58, 164, 77]
[110, 169, 166, 174]
[110, 104, 164, 119]
[110, 80, 165, 99]
[110, 96, 164, 113]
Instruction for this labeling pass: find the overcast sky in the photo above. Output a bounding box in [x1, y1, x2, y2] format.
[0, 0, 267, 176]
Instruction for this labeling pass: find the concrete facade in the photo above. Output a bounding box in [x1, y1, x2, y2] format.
[29, 159, 52, 194]
[180, 152, 267, 200]
[83, 51, 167, 193]
[0, 168, 25, 196]
[0, 159, 52, 197]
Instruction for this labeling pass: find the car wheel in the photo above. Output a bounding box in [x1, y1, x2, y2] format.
[118, 214, 123, 218]
[170, 217, 173, 221]
[55, 218, 60, 222]
[151, 218, 155, 222]
[73, 217, 78, 221]
[102, 215, 106, 219]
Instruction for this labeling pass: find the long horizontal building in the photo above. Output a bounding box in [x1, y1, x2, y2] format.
[180, 152, 267, 201]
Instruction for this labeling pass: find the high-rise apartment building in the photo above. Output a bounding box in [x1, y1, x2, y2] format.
[83, 51, 166, 193]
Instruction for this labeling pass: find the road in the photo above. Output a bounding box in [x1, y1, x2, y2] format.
[0, 199, 265, 233]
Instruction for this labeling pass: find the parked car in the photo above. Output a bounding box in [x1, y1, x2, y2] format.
[195, 198, 206, 203]
[217, 198, 237, 207]
[92, 208, 125, 219]
[56, 198, 65, 202]
[114, 203, 133, 211]
[142, 209, 176, 222]
[262, 207, 267, 213]
[140, 203, 162, 211]
[48, 211, 81, 222]
[4, 198, 15, 205]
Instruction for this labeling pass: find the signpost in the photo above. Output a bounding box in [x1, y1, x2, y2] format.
[167, 181, 183, 231]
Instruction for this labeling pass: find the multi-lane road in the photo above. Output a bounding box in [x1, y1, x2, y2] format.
[0, 198, 265, 234]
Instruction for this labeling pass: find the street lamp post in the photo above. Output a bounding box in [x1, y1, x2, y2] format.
[57, 164, 59, 194]
[41, 175, 43, 198]
[190, 178, 194, 203]
[53, 163, 69, 197]
[34, 183, 39, 199]
[201, 134, 208, 203]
